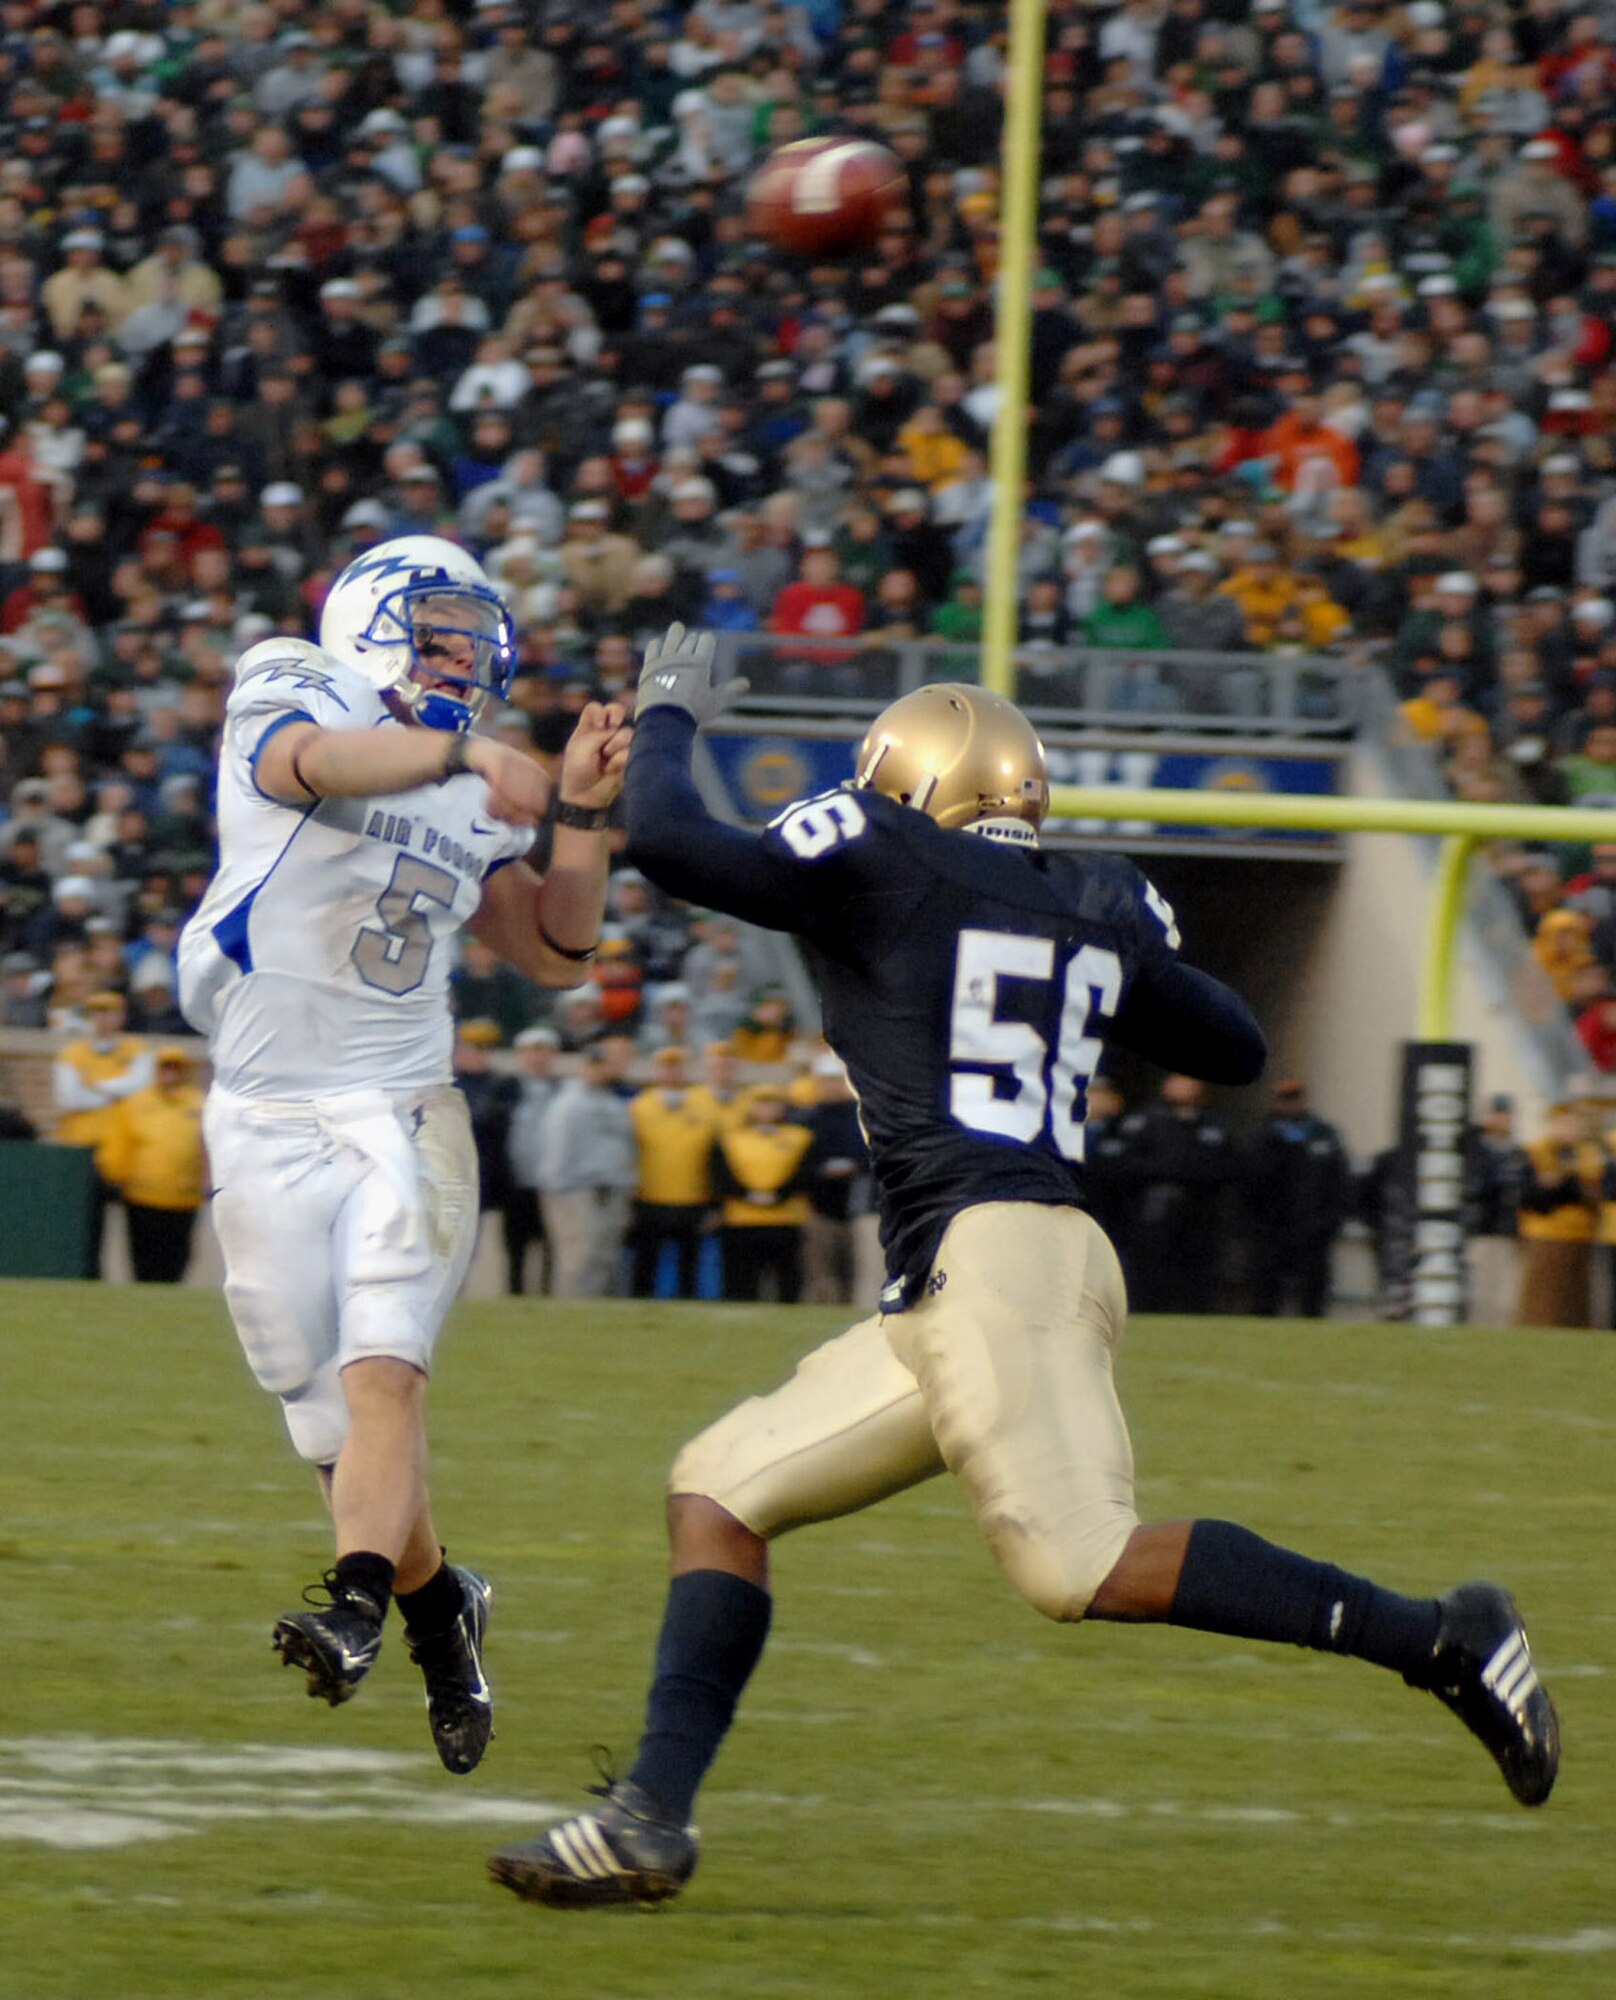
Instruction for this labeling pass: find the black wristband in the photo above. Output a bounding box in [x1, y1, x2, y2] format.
[553, 798, 612, 831]
[538, 919, 598, 964]
[437, 732, 474, 784]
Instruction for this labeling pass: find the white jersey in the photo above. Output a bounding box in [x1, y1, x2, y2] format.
[179, 639, 533, 1098]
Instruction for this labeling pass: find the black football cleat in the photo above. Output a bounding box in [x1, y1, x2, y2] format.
[272, 1572, 385, 1706]
[407, 1565, 494, 1776]
[1406, 1581, 1559, 1806]
[488, 1778, 698, 1909]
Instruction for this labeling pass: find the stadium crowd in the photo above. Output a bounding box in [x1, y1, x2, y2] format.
[0, 3, 1614, 1098]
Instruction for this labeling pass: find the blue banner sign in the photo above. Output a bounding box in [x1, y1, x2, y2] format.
[704, 734, 1340, 850]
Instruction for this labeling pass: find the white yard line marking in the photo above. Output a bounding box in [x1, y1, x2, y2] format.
[0, 1736, 560, 1851]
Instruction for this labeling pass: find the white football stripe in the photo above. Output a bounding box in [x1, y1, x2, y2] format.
[794, 143, 854, 215]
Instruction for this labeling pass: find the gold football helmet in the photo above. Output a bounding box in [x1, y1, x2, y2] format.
[852, 683, 1050, 833]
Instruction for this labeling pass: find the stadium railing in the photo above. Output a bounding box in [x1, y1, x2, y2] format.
[714, 635, 1362, 737]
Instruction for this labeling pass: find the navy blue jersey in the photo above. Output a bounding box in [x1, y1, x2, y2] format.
[627, 710, 1265, 1306]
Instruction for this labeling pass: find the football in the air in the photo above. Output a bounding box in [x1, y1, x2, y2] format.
[746, 138, 907, 258]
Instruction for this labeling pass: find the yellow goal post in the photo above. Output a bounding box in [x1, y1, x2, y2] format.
[1049, 785, 1616, 1040]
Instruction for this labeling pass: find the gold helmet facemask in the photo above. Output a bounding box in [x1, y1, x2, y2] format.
[852, 684, 1050, 838]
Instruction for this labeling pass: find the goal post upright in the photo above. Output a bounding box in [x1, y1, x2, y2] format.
[981, 0, 1048, 700]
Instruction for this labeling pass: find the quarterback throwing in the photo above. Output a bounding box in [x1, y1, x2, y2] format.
[180, 535, 628, 1773]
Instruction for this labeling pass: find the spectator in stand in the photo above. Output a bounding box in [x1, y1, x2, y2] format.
[1533, 906, 1597, 1004]
[1517, 1102, 1600, 1327]
[714, 1085, 813, 1304]
[506, 1027, 562, 1298]
[127, 956, 190, 1039]
[591, 936, 646, 1035]
[1, 549, 89, 636]
[1468, 1095, 1530, 1331]
[1158, 551, 1246, 655]
[731, 987, 795, 1065]
[452, 935, 543, 1047]
[629, 1046, 719, 1301]
[1124, 1074, 1240, 1316]
[559, 501, 643, 618]
[1085, 565, 1168, 650]
[1, 949, 47, 1028]
[770, 541, 866, 658]
[535, 1044, 638, 1299]
[1217, 542, 1310, 653]
[1559, 720, 1616, 806]
[797, 1050, 877, 1307]
[52, 988, 155, 1276]
[1576, 977, 1616, 1071]
[453, 1019, 524, 1277]
[1241, 1080, 1354, 1319]
[95, 1046, 206, 1284]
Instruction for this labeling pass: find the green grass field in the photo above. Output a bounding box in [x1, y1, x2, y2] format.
[1, 1284, 1612, 2000]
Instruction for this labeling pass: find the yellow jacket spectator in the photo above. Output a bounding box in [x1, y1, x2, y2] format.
[715, 1090, 814, 1302]
[1293, 573, 1351, 648]
[94, 1047, 206, 1283]
[96, 1053, 206, 1211]
[1518, 1131, 1600, 1243]
[730, 988, 795, 1064]
[1532, 908, 1595, 1004]
[629, 1047, 718, 1299]
[1398, 673, 1488, 748]
[53, 991, 155, 1147]
[896, 407, 971, 492]
[1216, 543, 1302, 650]
[1516, 1110, 1599, 1327]
[632, 1061, 719, 1207]
[786, 1060, 819, 1110]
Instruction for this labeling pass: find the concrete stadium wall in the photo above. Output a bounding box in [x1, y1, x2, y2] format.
[1263, 744, 1555, 1158]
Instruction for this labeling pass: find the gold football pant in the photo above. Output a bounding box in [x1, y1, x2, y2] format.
[671, 1202, 1138, 1621]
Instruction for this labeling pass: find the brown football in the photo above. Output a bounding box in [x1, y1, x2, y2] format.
[746, 138, 907, 258]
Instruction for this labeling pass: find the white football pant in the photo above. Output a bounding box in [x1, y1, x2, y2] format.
[205, 1084, 478, 1464]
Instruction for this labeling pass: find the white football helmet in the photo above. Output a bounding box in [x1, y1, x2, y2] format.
[318, 534, 516, 733]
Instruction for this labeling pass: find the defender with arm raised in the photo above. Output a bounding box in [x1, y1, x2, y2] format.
[489, 628, 1554, 1909]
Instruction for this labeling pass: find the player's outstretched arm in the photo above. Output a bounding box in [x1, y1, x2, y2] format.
[1108, 956, 1268, 1086]
[254, 719, 551, 824]
[625, 625, 803, 928]
[467, 703, 630, 986]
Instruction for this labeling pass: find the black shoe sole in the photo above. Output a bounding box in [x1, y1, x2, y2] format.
[431, 1715, 494, 1777]
[272, 1619, 368, 1707]
[487, 1851, 683, 1910]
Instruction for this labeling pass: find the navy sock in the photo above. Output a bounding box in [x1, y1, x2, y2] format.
[628, 1569, 772, 1822]
[396, 1558, 460, 1639]
[1169, 1520, 1440, 1675]
[333, 1550, 395, 1625]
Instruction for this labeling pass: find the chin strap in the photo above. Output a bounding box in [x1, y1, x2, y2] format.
[412, 687, 481, 734]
